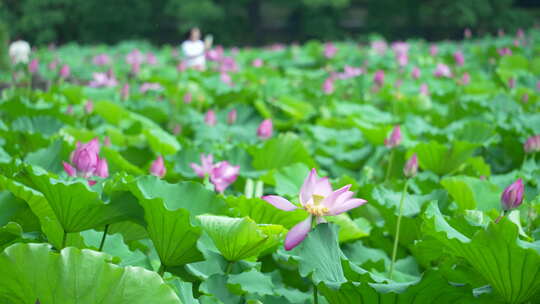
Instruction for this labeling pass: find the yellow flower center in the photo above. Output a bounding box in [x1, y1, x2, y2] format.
[304, 194, 329, 216]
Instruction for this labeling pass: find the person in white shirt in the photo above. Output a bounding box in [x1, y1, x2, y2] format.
[9, 39, 31, 64]
[181, 28, 211, 69]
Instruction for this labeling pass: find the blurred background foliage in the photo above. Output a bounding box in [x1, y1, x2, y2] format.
[0, 0, 539, 46]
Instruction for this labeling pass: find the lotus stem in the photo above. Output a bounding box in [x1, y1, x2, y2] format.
[389, 179, 409, 280]
[61, 231, 67, 249]
[313, 283, 319, 304]
[158, 264, 166, 277]
[385, 149, 395, 183]
[225, 261, 234, 275]
[98, 224, 110, 252]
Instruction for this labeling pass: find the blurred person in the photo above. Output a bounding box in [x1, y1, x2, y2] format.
[181, 27, 212, 69]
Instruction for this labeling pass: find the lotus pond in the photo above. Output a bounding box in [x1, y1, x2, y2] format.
[1, 30, 540, 304]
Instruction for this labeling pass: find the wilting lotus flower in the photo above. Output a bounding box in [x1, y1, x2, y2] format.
[429, 44, 438, 56]
[227, 109, 237, 124]
[28, 59, 39, 74]
[454, 51, 465, 66]
[150, 155, 166, 178]
[403, 153, 418, 178]
[9, 40, 31, 64]
[263, 168, 367, 250]
[121, 83, 130, 100]
[374, 70, 385, 87]
[88, 72, 118, 88]
[204, 110, 217, 126]
[252, 58, 263, 67]
[324, 43, 337, 59]
[173, 124, 182, 135]
[183, 92, 192, 104]
[60, 64, 70, 79]
[385, 125, 402, 148]
[498, 48, 512, 56]
[501, 179, 524, 211]
[434, 63, 452, 78]
[257, 119, 273, 139]
[411, 67, 421, 79]
[371, 40, 387, 55]
[460, 72, 471, 85]
[420, 83, 429, 96]
[210, 161, 240, 193]
[139, 82, 163, 93]
[191, 154, 215, 177]
[92, 54, 111, 66]
[524, 135, 540, 154]
[464, 28, 472, 39]
[84, 100, 94, 114]
[508, 78, 516, 89]
[322, 77, 334, 95]
[517, 28, 525, 39]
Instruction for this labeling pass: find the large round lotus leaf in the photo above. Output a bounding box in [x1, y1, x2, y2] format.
[0, 243, 182, 304]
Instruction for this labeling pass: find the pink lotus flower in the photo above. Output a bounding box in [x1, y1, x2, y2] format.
[121, 84, 130, 100]
[220, 72, 233, 86]
[429, 45, 438, 57]
[396, 52, 408, 67]
[498, 48, 512, 56]
[403, 153, 418, 178]
[464, 28, 472, 39]
[219, 57, 238, 73]
[524, 135, 540, 154]
[177, 61, 187, 72]
[460, 72, 471, 85]
[173, 124, 182, 135]
[374, 70, 385, 87]
[322, 77, 334, 95]
[227, 109, 237, 124]
[371, 40, 387, 55]
[150, 155, 166, 178]
[257, 119, 273, 139]
[324, 43, 337, 59]
[501, 179, 524, 211]
[146, 52, 158, 65]
[252, 58, 263, 67]
[92, 54, 111, 66]
[454, 51, 464, 66]
[88, 72, 118, 88]
[131, 62, 141, 75]
[205, 110, 217, 126]
[411, 67, 421, 79]
[66, 105, 74, 115]
[206, 47, 224, 62]
[60, 64, 70, 79]
[210, 161, 240, 193]
[434, 63, 452, 78]
[392, 42, 409, 55]
[262, 168, 367, 250]
[104, 136, 111, 147]
[28, 59, 39, 74]
[49, 59, 58, 71]
[126, 49, 144, 65]
[191, 154, 215, 177]
[84, 100, 94, 114]
[385, 125, 402, 148]
[340, 65, 362, 79]
[63, 138, 109, 181]
[139, 82, 163, 93]
[522, 93, 529, 103]
[183, 92, 192, 104]
[420, 83, 429, 96]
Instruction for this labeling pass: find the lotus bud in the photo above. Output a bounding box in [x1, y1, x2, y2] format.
[403, 153, 418, 178]
[59, 64, 70, 79]
[227, 109, 237, 125]
[501, 179, 524, 211]
[150, 155, 166, 178]
[204, 110, 217, 126]
[524, 135, 540, 154]
[257, 119, 273, 139]
[385, 125, 402, 148]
